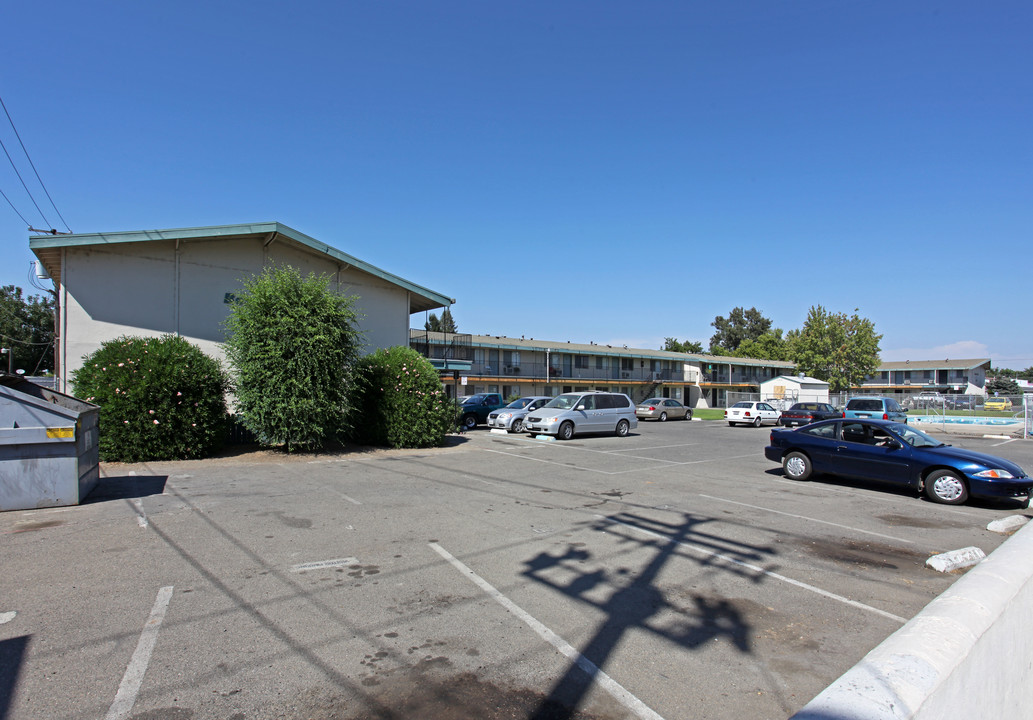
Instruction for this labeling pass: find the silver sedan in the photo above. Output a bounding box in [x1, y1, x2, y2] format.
[635, 398, 692, 422]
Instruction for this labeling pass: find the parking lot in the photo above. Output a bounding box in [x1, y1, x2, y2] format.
[3, 421, 1031, 720]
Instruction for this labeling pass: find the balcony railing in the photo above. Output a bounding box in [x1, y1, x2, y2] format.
[462, 362, 693, 384]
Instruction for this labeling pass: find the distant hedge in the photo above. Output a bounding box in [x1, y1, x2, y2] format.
[349, 346, 453, 448]
[71, 335, 229, 462]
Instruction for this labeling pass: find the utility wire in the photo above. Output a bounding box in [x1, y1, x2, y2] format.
[0, 185, 32, 226]
[0, 94, 71, 233]
[0, 133, 52, 229]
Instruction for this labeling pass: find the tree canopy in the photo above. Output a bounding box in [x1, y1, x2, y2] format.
[425, 308, 457, 333]
[662, 337, 704, 354]
[788, 306, 882, 391]
[0, 285, 54, 374]
[986, 376, 1021, 396]
[709, 307, 772, 354]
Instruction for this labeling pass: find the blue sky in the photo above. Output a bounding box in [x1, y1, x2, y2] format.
[2, 2, 1030, 368]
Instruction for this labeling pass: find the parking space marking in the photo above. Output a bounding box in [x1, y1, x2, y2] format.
[105, 585, 174, 720]
[481, 447, 618, 475]
[482, 445, 760, 476]
[430, 542, 666, 720]
[321, 486, 362, 505]
[131, 499, 148, 528]
[697, 494, 915, 544]
[599, 516, 908, 624]
[291, 557, 359, 573]
[767, 477, 984, 518]
[605, 442, 704, 453]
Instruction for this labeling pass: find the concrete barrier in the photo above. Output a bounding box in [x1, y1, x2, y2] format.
[790, 518, 1033, 719]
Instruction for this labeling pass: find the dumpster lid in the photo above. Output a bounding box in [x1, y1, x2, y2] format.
[0, 372, 99, 416]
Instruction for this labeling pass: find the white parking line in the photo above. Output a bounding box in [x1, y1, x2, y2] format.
[482, 447, 759, 476]
[430, 543, 666, 720]
[697, 494, 915, 544]
[131, 499, 148, 528]
[321, 486, 362, 505]
[599, 516, 907, 624]
[105, 586, 174, 720]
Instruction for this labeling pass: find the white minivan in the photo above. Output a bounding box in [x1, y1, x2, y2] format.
[523, 391, 638, 440]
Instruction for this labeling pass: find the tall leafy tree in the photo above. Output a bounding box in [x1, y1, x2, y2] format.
[662, 337, 704, 354]
[735, 330, 789, 361]
[223, 266, 363, 452]
[789, 305, 882, 391]
[709, 307, 772, 354]
[0, 285, 55, 374]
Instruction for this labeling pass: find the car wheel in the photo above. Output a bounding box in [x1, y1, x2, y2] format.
[462, 414, 477, 430]
[511, 418, 523, 433]
[615, 419, 630, 437]
[685, 410, 693, 421]
[728, 422, 736, 427]
[659, 412, 667, 422]
[558, 421, 575, 441]
[924, 470, 969, 505]
[782, 451, 812, 481]
[752, 416, 762, 428]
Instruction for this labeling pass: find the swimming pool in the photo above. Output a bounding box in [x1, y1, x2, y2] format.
[909, 415, 1021, 426]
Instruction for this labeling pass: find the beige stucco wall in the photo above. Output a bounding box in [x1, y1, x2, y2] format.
[59, 237, 411, 390]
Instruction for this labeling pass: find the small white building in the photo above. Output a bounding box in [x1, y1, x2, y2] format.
[31, 222, 454, 392]
[761, 375, 830, 408]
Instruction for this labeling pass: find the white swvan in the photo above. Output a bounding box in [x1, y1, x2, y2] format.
[523, 391, 638, 440]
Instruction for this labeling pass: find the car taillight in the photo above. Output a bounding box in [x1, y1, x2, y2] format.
[842, 412, 846, 418]
[649, 406, 656, 411]
[744, 411, 752, 417]
[882, 413, 888, 420]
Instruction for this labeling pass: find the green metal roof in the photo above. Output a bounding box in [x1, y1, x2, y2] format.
[29, 222, 455, 314]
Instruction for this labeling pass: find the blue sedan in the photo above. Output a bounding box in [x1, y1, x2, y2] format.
[764, 418, 1032, 506]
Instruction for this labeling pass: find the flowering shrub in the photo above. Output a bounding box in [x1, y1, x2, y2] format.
[223, 265, 361, 452]
[349, 346, 452, 448]
[71, 335, 229, 462]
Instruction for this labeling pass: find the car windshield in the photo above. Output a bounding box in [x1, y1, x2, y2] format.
[732, 402, 752, 408]
[461, 394, 487, 404]
[544, 394, 581, 410]
[506, 398, 532, 408]
[885, 422, 944, 448]
[848, 399, 883, 411]
[640, 398, 662, 405]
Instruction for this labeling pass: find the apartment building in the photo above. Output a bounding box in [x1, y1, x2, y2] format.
[856, 359, 990, 398]
[410, 331, 795, 407]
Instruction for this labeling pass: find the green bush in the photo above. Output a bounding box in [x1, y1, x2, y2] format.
[71, 335, 229, 462]
[223, 265, 362, 452]
[349, 346, 453, 448]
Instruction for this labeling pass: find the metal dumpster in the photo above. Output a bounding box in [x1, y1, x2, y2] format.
[0, 374, 100, 511]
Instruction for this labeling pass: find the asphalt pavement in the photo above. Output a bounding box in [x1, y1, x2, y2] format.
[2, 421, 1030, 720]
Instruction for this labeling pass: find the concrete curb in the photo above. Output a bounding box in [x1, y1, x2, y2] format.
[790, 518, 1033, 719]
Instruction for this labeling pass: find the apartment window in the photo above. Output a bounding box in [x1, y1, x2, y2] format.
[596, 356, 605, 370]
[574, 355, 589, 369]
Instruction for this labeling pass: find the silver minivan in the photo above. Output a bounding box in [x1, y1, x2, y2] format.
[523, 391, 638, 440]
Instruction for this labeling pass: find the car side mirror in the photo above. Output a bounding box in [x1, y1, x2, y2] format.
[576, 405, 586, 411]
[885, 439, 902, 449]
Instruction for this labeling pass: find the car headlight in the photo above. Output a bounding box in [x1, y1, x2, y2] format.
[544, 417, 559, 424]
[974, 469, 1016, 479]
[498, 412, 513, 420]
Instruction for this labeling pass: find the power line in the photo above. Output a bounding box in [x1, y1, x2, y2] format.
[0, 185, 32, 226]
[0, 133, 52, 229]
[0, 94, 71, 233]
